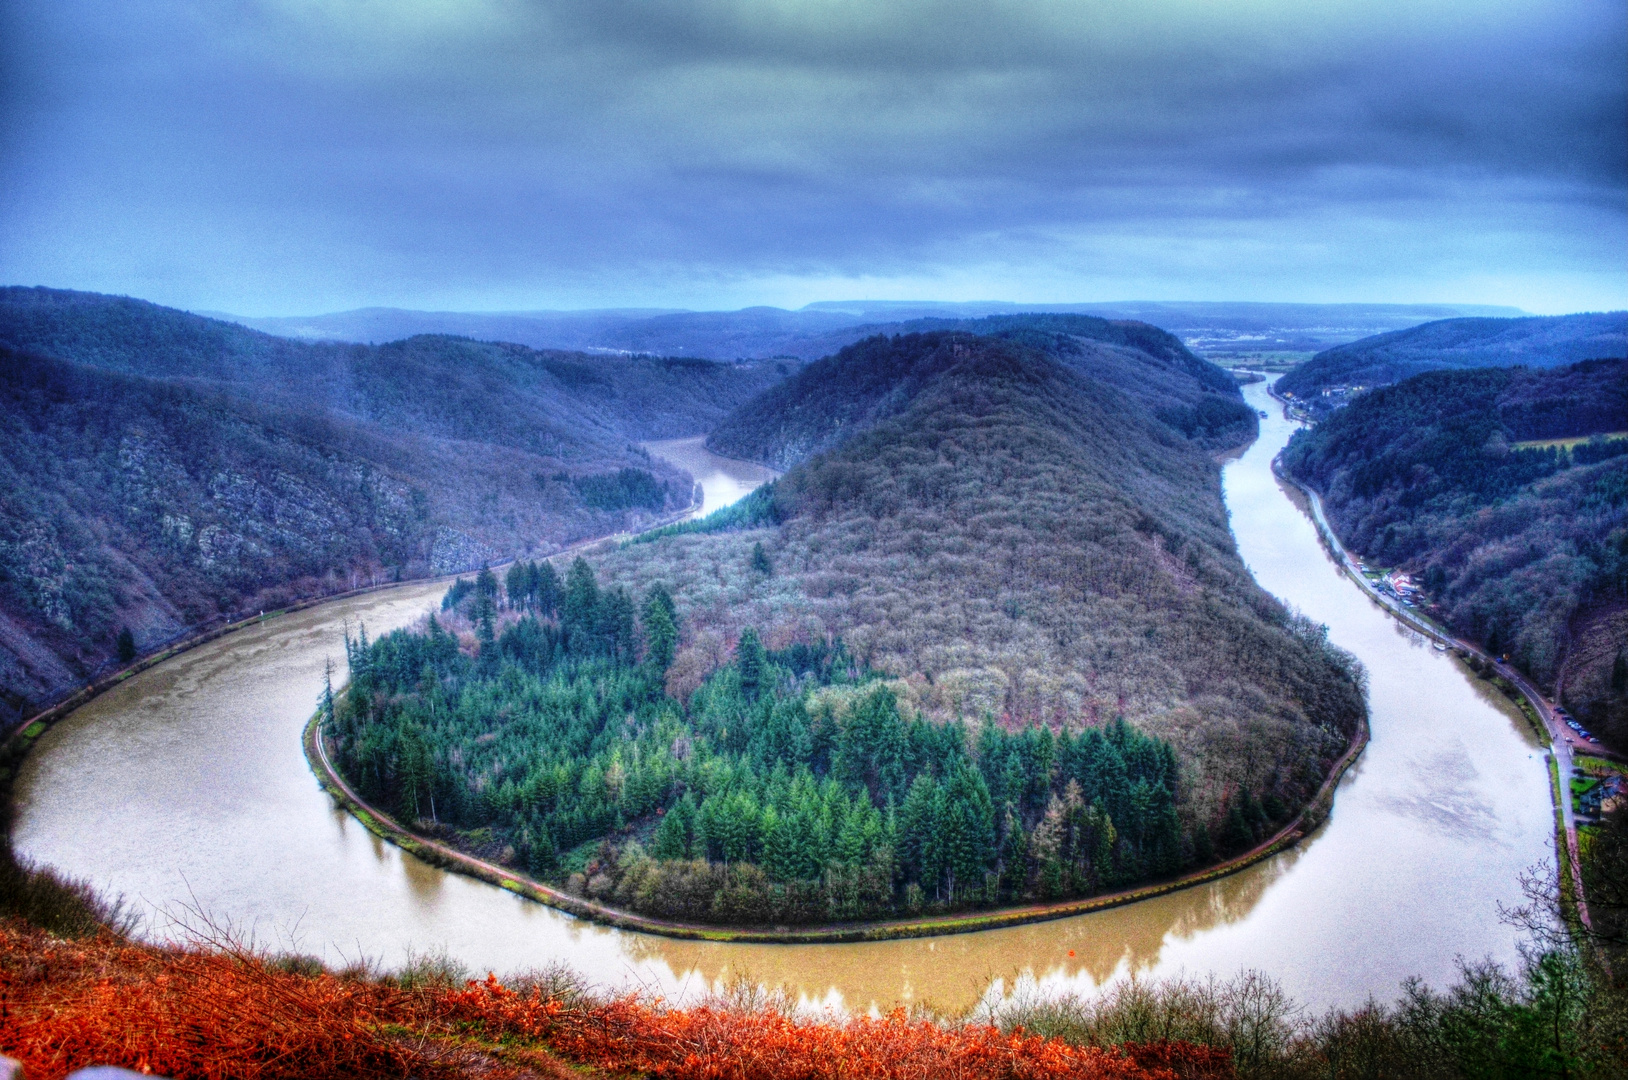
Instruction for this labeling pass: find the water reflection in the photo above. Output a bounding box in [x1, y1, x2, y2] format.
[646, 436, 778, 517]
[12, 392, 1552, 1015]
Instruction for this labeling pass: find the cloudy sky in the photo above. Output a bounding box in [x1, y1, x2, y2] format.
[1, 0, 1623, 314]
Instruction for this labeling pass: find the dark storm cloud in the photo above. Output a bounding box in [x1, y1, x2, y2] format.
[0, 0, 1622, 311]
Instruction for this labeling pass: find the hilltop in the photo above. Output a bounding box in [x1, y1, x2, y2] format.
[1277, 311, 1627, 401]
[0, 288, 783, 726]
[1282, 359, 1628, 750]
[707, 315, 1256, 469]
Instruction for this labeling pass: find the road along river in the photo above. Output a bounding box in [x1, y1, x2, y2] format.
[12, 382, 1553, 1015]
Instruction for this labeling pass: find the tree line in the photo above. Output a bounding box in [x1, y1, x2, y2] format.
[327, 559, 1285, 925]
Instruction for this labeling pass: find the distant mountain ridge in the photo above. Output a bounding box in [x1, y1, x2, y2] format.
[212, 299, 1524, 362]
[0, 287, 783, 726]
[1277, 311, 1628, 399]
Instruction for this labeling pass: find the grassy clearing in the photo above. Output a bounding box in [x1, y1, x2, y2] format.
[1511, 431, 1628, 451]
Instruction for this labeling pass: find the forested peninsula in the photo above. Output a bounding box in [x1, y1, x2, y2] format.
[0, 288, 784, 726]
[329, 330, 1367, 926]
[1283, 358, 1628, 752]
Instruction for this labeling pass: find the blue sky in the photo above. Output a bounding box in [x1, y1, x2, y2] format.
[1, 0, 1623, 315]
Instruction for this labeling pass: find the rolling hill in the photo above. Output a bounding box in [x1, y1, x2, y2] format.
[706, 314, 1257, 470]
[0, 288, 784, 727]
[1276, 311, 1628, 401]
[1282, 359, 1628, 750]
[218, 300, 1522, 364]
[331, 329, 1365, 925]
[594, 331, 1366, 836]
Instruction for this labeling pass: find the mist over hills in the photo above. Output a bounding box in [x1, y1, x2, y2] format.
[215, 300, 1522, 363]
[1278, 312, 1628, 400]
[0, 287, 783, 724]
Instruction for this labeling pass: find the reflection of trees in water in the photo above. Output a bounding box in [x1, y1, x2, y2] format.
[610, 848, 1301, 1015]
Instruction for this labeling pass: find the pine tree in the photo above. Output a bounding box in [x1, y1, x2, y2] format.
[597, 587, 637, 662]
[736, 627, 765, 700]
[1222, 799, 1253, 854]
[505, 562, 530, 609]
[652, 796, 696, 860]
[116, 627, 136, 664]
[641, 584, 680, 671]
[534, 560, 561, 617]
[750, 541, 772, 575]
[899, 773, 938, 888]
[562, 557, 600, 655]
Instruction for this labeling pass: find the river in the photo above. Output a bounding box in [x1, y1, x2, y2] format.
[11, 382, 1553, 1015]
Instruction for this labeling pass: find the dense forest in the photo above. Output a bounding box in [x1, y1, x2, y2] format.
[1278, 311, 1627, 400]
[332, 557, 1284, 924]
[0, 288, 784, 727]
[707, 314, 1257, 469]
[589, 333, 1366, 841]
[1283, 359, 1628, 749]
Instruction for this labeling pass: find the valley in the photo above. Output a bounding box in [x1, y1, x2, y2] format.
[10, 379, 1552, 1013]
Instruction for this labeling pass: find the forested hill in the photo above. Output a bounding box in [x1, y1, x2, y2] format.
[597, 332, 1366, 834]
[1277, 311, 1627, 399]
[0, 287, 787, 447]
[707, 317, 1255, 470]
[1282, 359, 1628, 750]
[0, 287, 783, 728]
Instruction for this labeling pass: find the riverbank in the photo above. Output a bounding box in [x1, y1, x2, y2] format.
[0, 487, 703, 777]
[305, 690, 1371, 943]
[1264, 381, 1599, 928]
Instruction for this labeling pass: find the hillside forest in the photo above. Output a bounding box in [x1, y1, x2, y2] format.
[1283, 359, 1628, 750]
[1277, 311, 1627, 401]
[332, 330, 1368, 925]
[337, 558, 1278, 923]
[0, 287, 784, 727]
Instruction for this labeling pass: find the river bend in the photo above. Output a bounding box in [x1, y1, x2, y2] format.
[13, 384, 1552, 1014]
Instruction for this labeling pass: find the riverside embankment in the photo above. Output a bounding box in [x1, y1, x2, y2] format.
[12, 384, 1554, 1014]
[302, 694, 1368, 944]
[1268, 397, 1612, 926]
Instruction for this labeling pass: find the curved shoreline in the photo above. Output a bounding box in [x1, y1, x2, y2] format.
[1265, 379, 1602, 927]
[0, 494, 703, 773]
[304, 701, 1370, 944]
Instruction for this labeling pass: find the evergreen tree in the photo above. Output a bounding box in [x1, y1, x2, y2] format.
[652, 795, 696, 860]
[750, 541, 773, 575]
[505, 562, 530, 609]
[116, 627, 136, 664]
[562, 557, 600, 654]
[534, 560, 561, 617]
[597, 587, 637, 662]
[899, 773, 938, 887]
[641, 584, 680, 671]
[736, 627, 766, 699]
[1222, 799, 1253, 854]
[1191, 821, 1215, 865]
[833, 684, 906, 802]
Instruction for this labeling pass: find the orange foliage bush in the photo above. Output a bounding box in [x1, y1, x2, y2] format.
[0, 921, 1231, 1080]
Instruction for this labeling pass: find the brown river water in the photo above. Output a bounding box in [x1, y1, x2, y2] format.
[13, 383, 1553, 1014]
